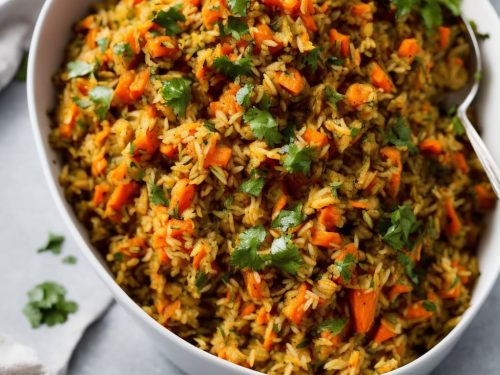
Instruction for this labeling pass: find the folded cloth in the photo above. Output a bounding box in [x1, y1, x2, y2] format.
[0, 335, 49, 375]
[0, 0, 45, 90]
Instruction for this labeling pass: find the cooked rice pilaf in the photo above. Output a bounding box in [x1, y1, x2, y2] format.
[51, 0, 496, 373]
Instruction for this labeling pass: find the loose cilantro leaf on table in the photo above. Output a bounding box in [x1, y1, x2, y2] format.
[23, 282, 78, 328]
[227, 0, 249, 16]
[268, 235, 302, 275]
[153, 5, 186, 35]
[148, 183, 169, 206]
[37, 233, 65, 255]
[282, 144, 315, 174]
[385, 117, 417, 154]
[212, 56, 253, 80]
[62, 255, 78, 265]
[90, 86, 113, 120]
[318, 318, 347, 335]
[230, 225, 267, 270]
[382, 205, 421, 251]
[271, 204, 305, 232]
[162, 77, 192, 117]
[335, 253, 356, 282]
[236, 83, 254, 108]
[67, 61, 94, 79]
[244, 107, 282, 146]
[469, 20, 490, 40]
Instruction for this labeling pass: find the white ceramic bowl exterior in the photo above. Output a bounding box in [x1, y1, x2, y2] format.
[27, 1, 500, 374]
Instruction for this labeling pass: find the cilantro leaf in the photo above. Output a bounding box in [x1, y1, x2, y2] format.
[331, 181, 343, 197]
[23, 282, 78, 328]
[318, 318, 347, 335]
[452, 115, 465, 135]
[73, 96, 92, 109]
[271, 204, 305, 232]
[153, 5, 186, 36]
[227, 0, 249, 16]
[269, 235, 302, 274]
[391, 0, 419, 18]
[324, 87, 345, 109]
[423, 300, 437, 312]
[62, 255, 77, 265]
[224, 16, 249, 40]
[113, 42, 133, 58]
[282, 121, 297, 144]
[212, 56, 253, 80]
[421, 1, 442, 30]
[204, 120, 217, 132]
[326, 56, 344, 66]
[236, 83, 253, 108]
[239, 176, 265, 197]
[397, 251, 419, 284]
[244, 107, 282, 146]
[230, 225, 267, 270]
[96, 38, 109, 53]
[382, 205, 421, 251]
[282, 144, 315, 175]
[37, 233, 65, 255]
[161, 77, 192, 117]
[195, 272, 208, 292]
[469, 20, 490, 40]
[67, 61, 94, 79]
[149, 183, 169, 205]
[385, 117, 417, 154]
[89, 86, 113, 120]
[335, 253, 356, 282]
[15, 51, 29, 81]
[440, 0, 461, 16]
[300, 47, 321, 72]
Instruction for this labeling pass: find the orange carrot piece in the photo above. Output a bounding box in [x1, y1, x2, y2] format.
[114, 71, 135, 104]
[169, 179, 196, 214]
[240, 303, 256, 317]
[439, 26, 451, 49]
[380, 147, 402, 198]
[202, 0, 226, 28]
[262, 0, 300, 14]
[452, 152, 469, 174]
[263, 328, 277, 351]
[106, 182, 138, 211]
[162, 300, 181, 325]
[440, 280, 461, 299]
[318, 205, 341, 230]
[256, 306, 270, 325]
[190, 0, 201, 6]
[204, 141, 233, 168]
[300, 15, 317, 32]
[272, 193, 289, 219]
[329, 29, 350, 58]
[283, 283, 309, 325]
[128, 70, 150, 102]
[474, 184, 496, 210]
[275, 68, 304, 95]
[374, 320, 397, 343]
[192, 245, 207, 270]
[208, 83, 242, 117]
[59, 103, 79, 138]
[349, 200, 369, 209]
[146, 36, 179, 58]
[405, 301, 434, 320]
[107, 162, 128, 185]
[133, 129, 160, 158]
[388, 283, 412, 301]
[91, 151, 107, 177]
[166, 218, 195, 238]
[86, 28, 98, 49]
[351, 3, 372, 19]
[303, 127, 329, 148]
[348, 289, 379, 333]
[398, 38, 420, 63]
[444, 198, 462, 237]
[92, 183, 110, 207]
[243, 271, 265, 300]
[160, 143, 177, 158]
[419, 139, 443, 155]
[344, 83, 373, 108]
[311, 230, 342, 247]
[371, 62, 394, 93]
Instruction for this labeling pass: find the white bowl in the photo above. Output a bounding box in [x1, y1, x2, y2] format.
[27, 1, 500, 374]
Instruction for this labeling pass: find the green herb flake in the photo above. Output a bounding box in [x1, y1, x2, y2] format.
[396, 251, 419, 284]
[23, 282, 78, 328]
[148, 183, 169, 206]
[243, 107, 282, 146]
[224, 16, 249, 40]
[318, 318, 347, 335]
[271, 203, 305, 232]
[391, 0, 419, 18]
[67, 61, 94, 79]
[331, 181, 343, 197]
[474, 70, 483, 82]
[385, 117, 417, 154]
[326, 56, 344, 66]
[236, 83, 254, 108]
[300, 47, 321, 72]
[282, 144, 315, 175]
[37, 233, 65, 255]
[423, 300, 437, 312]
[89, 86, 114, 120]
[62, 255, 77, 265]
[73, 96, 92, 109]
[96, 38, 109, 53]
[161, 77, 192, 117]
[212, 56, 253, 80]
[152, 5, 186, 36]
[239, 176, 265, 197]
[469, 20, 490, 40]
[282, 121, 297, 144]
[113, 42, 133, 58]
[227, 0, 249, 16]
[195, 272, 208, 292]
[335, 253, 356, 282]
[268, 235, 302, 275]
[452, 115, 465, 135]
[204, 120, 217, 132]
[230, 225, 267, 270]
[324, 87, 345, 109]
[382, 205, 421, 251]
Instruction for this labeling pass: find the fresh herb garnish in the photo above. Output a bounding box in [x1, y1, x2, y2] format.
[243, 107, 282, 146]
[391, 0, 460, 30]
[282, 144, 315, 175]
[382, 205, 421, 251]
[271, 204, 305, 232]
[96, 38, 109, 53]
[212, 56, 253, 80]
[148, 183, 169, 205]
[67, 61, 94, 79]
[299, 47, 321, 72]
[268, 235, 302, 275]
[223, 16, 249, 40]
[335, 253, 356, 282]
[324, 87, 345, 109]
[282, 121, 297, 144]
[204, 120, 217, 132]
[326, 56, 344, 66]
[397, 251, 419, 284]
[230, 225, 267, 271]
[23, 282, 78, 328]
[113, 42, 133, 58]
[236, 83, 254, 108]
[152, 5, 186, 36]
[62, 255, 77, 265]
[469, 20, 490, 40]
[37, 233, 65, 255]
[423, 300, 437, 312]
[452, 115, 465, 135]
[385, 117, 417, 154]
[227, 0, 249, 16]
[239, 172, 265, 197]
[89, 86, 113, 120]
[161, 77, 192, 117]
[195, 272, 208, 292]
[318, 318, 347, 335]
[331, 181, 343, 197]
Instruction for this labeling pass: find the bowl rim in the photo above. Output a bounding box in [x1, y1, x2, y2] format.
[26, 1, 500, 374]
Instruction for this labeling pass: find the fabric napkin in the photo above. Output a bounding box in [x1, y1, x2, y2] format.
[0, 0, 114, 374]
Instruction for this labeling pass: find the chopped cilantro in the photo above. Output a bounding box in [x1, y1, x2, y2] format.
[37, 233, 65, 255]
[423, 300, 437, 312]
[282, 121, 297, 144]
[89, 86, 113, 120]
[268, 235, 302, 274]
[96, 38, 109, 53]
[382, 205, 421, 251]
[62, 255, 77, 265]
[212, 56, 253, 80]
[148, 183, 169, 205]
[271, 204, 305, 232]
[282, 144, 315, 175]
[326, 56, 344, 66]
[73, 96, 92, 109]
[170, 202, 181, 219]
[239, 174, 265, 197]
[324, 87, 345, 109]
[421, 2, 443, 30]
[318, 318, 347, 335]
[452, 115, 465, 135]
[335, 253, 356, 282]
[396, 251, 419, 284]
[230, 225, 267, 270]
[23, 282, 78, 328]
[223, 16, 249, 40]
[15, 51, 29, 81]
[161, 77, 192, 117]
[227, 0, 249, 16]
[204, 120, 217, 132]
[67, 61, 94, 79]
[113, 42, 133, 58]
[469, 20, 490, 40]
[391, 0, 419, 18]
[236, 83, 253, 108]
[152, 5, 186, 36]
[391, 0, 459, 30]
[385, 117, 417, 154]
[331, 181, 343, 197]
[243, 107, 282, 146]
[195, 272, 208, 292]
[300, 47, 321, 72]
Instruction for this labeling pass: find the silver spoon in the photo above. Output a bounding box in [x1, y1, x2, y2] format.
[446, 16, 500, 198]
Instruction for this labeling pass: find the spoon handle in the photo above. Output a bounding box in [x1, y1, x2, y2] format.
[459, 109, 500, 199]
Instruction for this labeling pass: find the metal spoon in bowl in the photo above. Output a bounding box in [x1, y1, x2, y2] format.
[445, 17, 500, 198]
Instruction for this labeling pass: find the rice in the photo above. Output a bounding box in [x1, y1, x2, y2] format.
[50, 0, 495, 373]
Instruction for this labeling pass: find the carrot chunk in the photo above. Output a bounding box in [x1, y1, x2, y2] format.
[275, 68, 304, 95]
[439, 26, 451, 49]
[133, 128, 160, 157]
[208, 84, 242, 118]
[373, 319, 397, 343]
[311, 230, 342, 247]
[166, 218, 195, 238]
[344, 83, 373, 108]
[444, 198, 462, 237]
[318, 205, 341, 230]
[329, 29, 350, 58]
[388, 283, 412, 301]
[91, 150, 107, 177]
[146, 36, 179, 58]
[302, 127, 329, 148]
[272, 193, 289, 219]
[106, 182, 139, 211]
[192, 244, 207, 270]
[371, 62, 394, 93]
[398, 38, 420, 63]
[283, 283, 309, 324]
[253, 24, 284, 54]
[59, 103, 79, 138]
[243, 271, 266, 300]
[92, 183, 110, 207]
[380, 147, 402, 198]
[169, 179, 196, 214]
[452, 152, 469, 174]
[351, 3, 372, 19]
[263, 328, 277, 351]
[202, 0, 227, 28]
[240, 303, 256, 317]
[348, 289, 378, 333]
[419, 139, 443, 155]
[474, 184, 496, 210]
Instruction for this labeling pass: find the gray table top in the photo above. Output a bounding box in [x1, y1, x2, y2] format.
[1, 2, 500, 374]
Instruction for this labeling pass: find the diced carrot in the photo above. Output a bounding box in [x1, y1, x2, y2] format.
[125, 28, 141, 55]
[303, 127, 329, 148]
[329, 29, 350, 58]
[338, 242, 358, 260]
[243, 271, 266, 300]
[161, 300, 181, 325]
[301, 0, 314, 14]
[106, 182, 139, 211]
[192, 245, 207, 270]
[371, 62, 394, 93]
[320, 331, 342, 349]
[351, 3, 372, 19]
[318, 205, 341, 230]
[388, 283, 412, 301]
[440, 280, 461, 299]
[275, 68, 304, 95]
[349, 200, 369, 209]
[373, 319, 397, 343]
[166, 218, 195, 238]
[272, 193, 289, 219]
[263, 327, 277, 351]
[452, 152, 469, 174]
[405, 301, 434, 320]
[114, 71, 135, 104]
[169, 179, 196, 214]
[133, 129, 160, 158]
[348, 289, 379, 333]
[92, 183, 110, 207]
[397, 38, 420, 63]
[240, 303, 256, 317]
[202, 0, 227, 28]
[380, 147, 402, 198]
[283, 283, 309, 324]
[190, 0, 201, 6]
[146, 36, 179, 59]
[91, 150, 107, 177]
[300, 15, 317, 32]
[256, 306, 270, 325]
[444, 198, 462, 237]
[107, 162, 128, 185]
[311, 230, 342, 247]
[344, 83, 373, 108]
[59, 103, 79, 138]
[79, 15, 95, 30]
[439, 26, 451, 49]
[86, 28, 98, 49]
[419, 139, 443, 155]
[208, 83, 242, 117]
[95, 126, 110, 146]
[262, 0, 300, 14]
[474, 184, 496, 210]
[160, 143, 178, 158]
